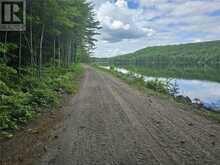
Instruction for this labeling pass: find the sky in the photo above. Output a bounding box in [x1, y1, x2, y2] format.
[89, 0, 220, 57]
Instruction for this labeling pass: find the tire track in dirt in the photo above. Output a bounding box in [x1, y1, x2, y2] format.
[38, 66, 220, 165]
[100, 68, 220, 165]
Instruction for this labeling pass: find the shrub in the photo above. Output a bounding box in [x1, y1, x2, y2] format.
[134, 76, 146, 86]
[168, 80, 179, 96]
[0, 63, 18, 88]
[110, 65, 115, 71]
[0, 63, 84, 131]
[145, 79, 170, 94]
[0, 92, 33, 130]
[30, 88, 59, 107]
[0, 80, 12, 95]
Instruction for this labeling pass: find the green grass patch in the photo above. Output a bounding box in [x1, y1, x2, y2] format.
[208, 111, 220, 123]
[92, 64, 171, 97]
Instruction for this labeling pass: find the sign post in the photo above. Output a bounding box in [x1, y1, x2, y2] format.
[0, 0, 26, 73]
[0, 0, 26, 31]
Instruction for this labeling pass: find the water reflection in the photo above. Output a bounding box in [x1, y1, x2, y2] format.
[101, 66, 220, 111]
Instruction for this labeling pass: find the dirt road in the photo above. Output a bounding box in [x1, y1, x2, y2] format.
[36, 66, 220, 165]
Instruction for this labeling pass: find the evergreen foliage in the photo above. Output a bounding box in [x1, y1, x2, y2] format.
[0, 0, 99, 131]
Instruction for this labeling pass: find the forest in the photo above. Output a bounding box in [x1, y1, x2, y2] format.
[0, 0, 100, 132]
[110, 40, 220, 65]
[100, 40, 220, 81]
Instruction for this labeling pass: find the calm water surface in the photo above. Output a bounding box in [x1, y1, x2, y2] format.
[101, 66, 220, 111]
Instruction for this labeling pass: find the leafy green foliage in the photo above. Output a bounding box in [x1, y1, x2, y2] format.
[0, 0, 96, 134]
[96, 65, 172, 95]
[145, 79, 170, 94]
[0, 42, 17, 54]
[0, 84, 33, 130]
[28, 0, 100, 64]
[0, 63, 84, 131]
[0, 62, 18, 87]
[110, 65, 116, 71]
[1, 0, 100, 68]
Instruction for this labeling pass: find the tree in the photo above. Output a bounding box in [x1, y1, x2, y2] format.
[0, 0, 100, 73]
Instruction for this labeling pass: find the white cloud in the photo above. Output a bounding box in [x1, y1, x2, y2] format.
[89, 0, 220, 57]
[111, 20, 130, 30]
[142, 28, 155, 37]
[96, 0, 154, 42]
[170, 1, 220, 17]
[193, 39, 203, 43]
[115, 0, 127, 8]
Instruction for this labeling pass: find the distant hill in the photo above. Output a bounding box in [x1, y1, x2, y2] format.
[110, 40, 220, 65]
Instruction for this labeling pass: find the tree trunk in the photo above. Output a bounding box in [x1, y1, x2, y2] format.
[70, 41, 74, 63]
[4, 31, 8, 60]
[73, 42, 77, 63]
[53, 39, 56, 67]
[19, 32, 22, 75]
[64, 41, 67, 66]
[58, 39, 61, 67]
[30, 0, 34, 66]
[39, 24, 45, 77]
[69, 40, 72, 65]
[61, 42, 63, 66]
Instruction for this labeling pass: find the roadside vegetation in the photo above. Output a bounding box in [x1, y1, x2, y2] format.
[102, 65, 178, 96]
[0, 63, 84, 132]
[0, 0, 100, 134]
[94, 64, 220, 123]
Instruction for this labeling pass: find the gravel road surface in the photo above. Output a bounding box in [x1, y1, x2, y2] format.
[38, 66, 220, 165]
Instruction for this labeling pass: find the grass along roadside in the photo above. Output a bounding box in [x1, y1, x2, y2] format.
[0, 63, 84, 136]
[93, 64, 220, 123]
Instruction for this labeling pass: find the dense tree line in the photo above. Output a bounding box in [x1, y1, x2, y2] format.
[0, 0, 100, 72]
[0, 0, 100, 131]
[108, 40, 220, 67]
[92, 40, 220, 82]
[93, 40, 220, 82]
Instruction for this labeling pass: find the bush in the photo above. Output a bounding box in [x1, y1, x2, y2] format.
[1, 92, 33, 130]
[0, 63, 18, 88]
[134, 76, 146, 86]
[30, 88, 59, 107]
[0, 63, 84, 131]
[110, 65, 115, 71]
[0, 80, 12, 95]
[145, 79, 170, 94]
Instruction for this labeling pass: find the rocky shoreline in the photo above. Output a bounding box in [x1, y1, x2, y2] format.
[175, 95, 219, 112]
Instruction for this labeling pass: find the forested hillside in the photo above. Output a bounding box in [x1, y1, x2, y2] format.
[110, 40, 220, 66]
[0, 0, 100, 132]
[97, 40, 220, 82]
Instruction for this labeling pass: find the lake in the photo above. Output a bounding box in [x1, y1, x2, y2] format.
[101, 66, 220, 111]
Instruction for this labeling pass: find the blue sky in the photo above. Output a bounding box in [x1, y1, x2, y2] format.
[90, 0, 220, 57]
